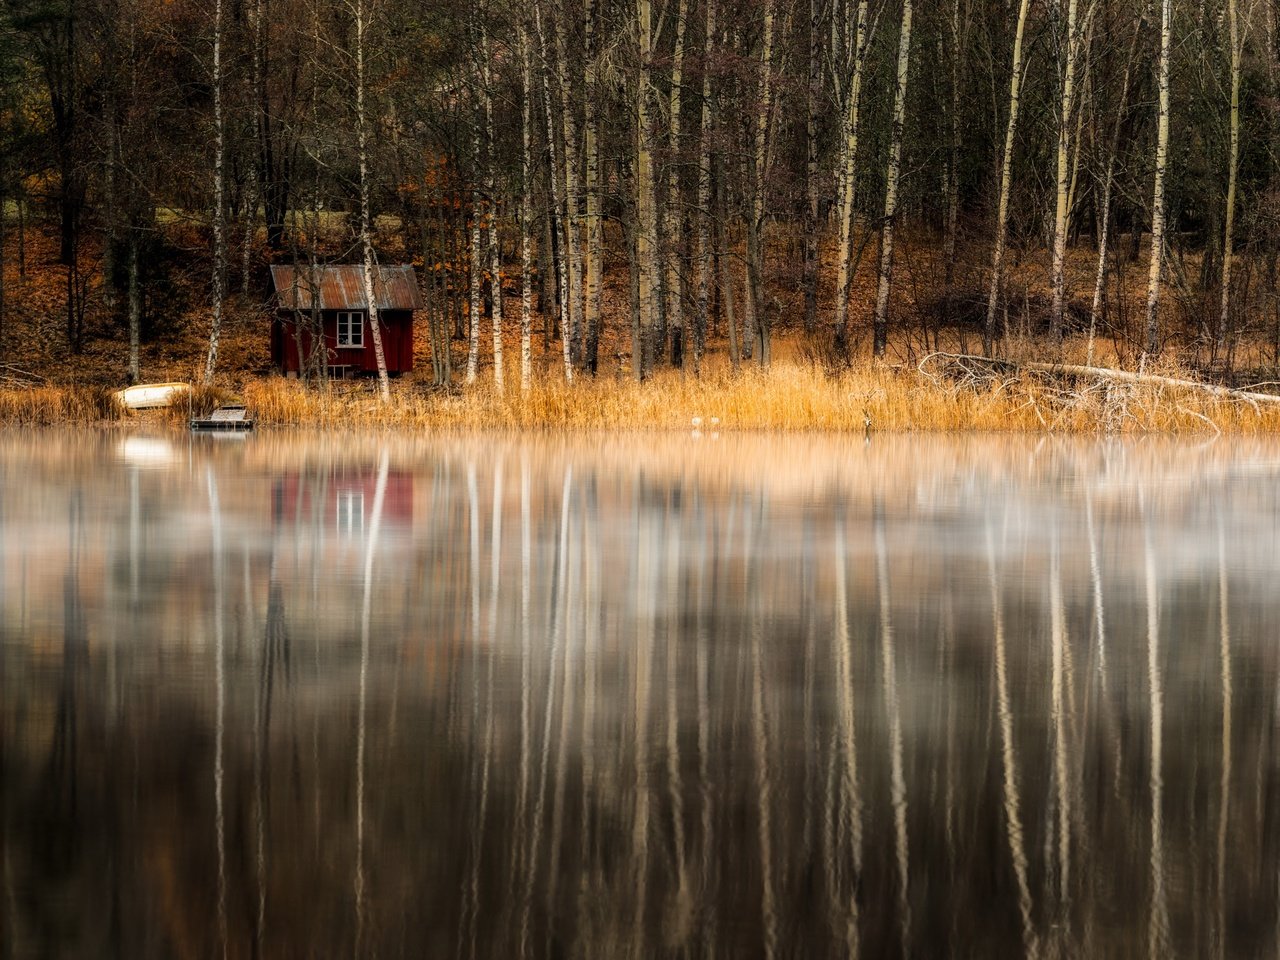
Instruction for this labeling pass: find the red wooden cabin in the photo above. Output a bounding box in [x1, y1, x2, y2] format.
[269, 265, 421, 377]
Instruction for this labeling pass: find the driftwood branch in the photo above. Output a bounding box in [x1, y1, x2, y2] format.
[919, 353, 1280, 407]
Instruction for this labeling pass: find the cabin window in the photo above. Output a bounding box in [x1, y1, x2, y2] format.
[337, 311, 364, 348]
[337, 490, 364, 538]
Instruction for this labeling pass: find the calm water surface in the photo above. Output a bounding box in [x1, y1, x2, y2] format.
[2, 430, 1279, 958]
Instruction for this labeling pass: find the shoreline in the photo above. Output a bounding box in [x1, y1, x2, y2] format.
[3, 360, 1280, 434]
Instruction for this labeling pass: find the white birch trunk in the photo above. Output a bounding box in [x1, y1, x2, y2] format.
[552, 15, 585, 366]
[1220, 0, 1241, 353]
[871, 0, 915, 358]
[1145, 0, 1173, 356]
[356, 0, 391, 400]
[128, 234, 140, 384]
[984, 0, 1032, 356]
[1087, 19, 1140, 365]
[636, 0, 659, 379]
[832, 0, 871, 346]
[803, 0, 821, 334]
[533, 1, 574, 382]
[1050, 0, 1082, 339]
[748, 0, 777, 364]
[521, 23, 534, 391]
[584, 0, 602, 371]
[203, 0, 226, 385]
[482, 23, 504, 393]
[693, 0, 716, 372]
[665, 0, 689, 364]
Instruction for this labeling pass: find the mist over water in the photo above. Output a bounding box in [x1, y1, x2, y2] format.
[2, 430, 1279, 958]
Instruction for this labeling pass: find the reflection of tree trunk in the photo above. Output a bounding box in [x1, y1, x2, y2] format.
[513, 457, 532, 911]
[664, 531, 690, 940]
[746, 500, 776, 960]
[631, 497, 655, 947]
[467, 460, 502, 959]
[206, 469, 229, 959]
[875, 503, 910, 956]
[1085, 491, 1122, 797]
[1050, 530, 1071, 913]
[1144, 504, 1168, 959]
[1215, 516, 1232, 960]
[354, 451, 390, 952]
[986, 520, 1035, 957]
[831, 522, 861, 956]
[520, 464, 572, 957]
[545, 491, 577, 934]
[695, 517, 714, 954]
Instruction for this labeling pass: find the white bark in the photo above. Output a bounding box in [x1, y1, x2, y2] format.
[871, 0, 915, 358]
[1050, 0, 1082, 339]
[128, 234, 140, 384]
[203, 0, 226, 385]
[356, 0, 391, 400]
[747, 0, 777, 364]
[552, 13, 585, 366]
[1220, 0, 1242, 352]
[693, 0, 716, 372]
[832, 0, 871, 345]
[584, 0, 602, 370]
[984, 0, 1033, 356]
[521, 23, 534, 391]
[1088, 21, 1139, 365]
[482, 22, 504, 393]
[665, 0, 689, 364]
[1145, 0, 1173, 356]
[636, 0, 659, 378]
[533, 0, 574, 382]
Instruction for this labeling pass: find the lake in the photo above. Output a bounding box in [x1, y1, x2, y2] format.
[1, 430, 1278, 958]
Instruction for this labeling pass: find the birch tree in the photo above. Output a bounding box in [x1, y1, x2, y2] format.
[584, 0, 602, 372]
[355, 0, 391, 400]
[533, 0, 574, 381]
[1050, 0, 1083, 340]
[665, 0, 689, 364]
[521, 21, 534, 391]
[1145, 0, 1173, 356]
[1219, 0, 1242, 353]
[984, 0, 1033, 357]
[693, 0, 717, 372]
[552, 11, 584, 366]
[871, 0, 916, 358]
[635, 0, 659, 379]
[203, 0, 226, 385]
[1087, 12, 1142, 365]
[803, 0, 821, 334]
[482, 20, 504, 393]
[747, 0, 777, 364]
[832, 0, 871, 350]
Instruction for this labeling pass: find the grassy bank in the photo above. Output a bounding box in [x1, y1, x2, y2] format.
[5, 360, 1279, 433]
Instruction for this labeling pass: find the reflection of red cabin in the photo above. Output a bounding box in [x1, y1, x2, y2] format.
[275, 468, 414, 533]
[269, 265, 421, 376]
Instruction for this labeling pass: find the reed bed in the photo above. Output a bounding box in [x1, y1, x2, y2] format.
[4, 361, 1280, 433]
[0, 385, 121, 426]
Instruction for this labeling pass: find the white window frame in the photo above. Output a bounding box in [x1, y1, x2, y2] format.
[336, 310, 365, 349]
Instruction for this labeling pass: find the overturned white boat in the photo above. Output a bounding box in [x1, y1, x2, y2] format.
[115, 382, 191, 411]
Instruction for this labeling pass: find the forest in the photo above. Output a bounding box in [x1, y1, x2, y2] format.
[0, 0, 1279, 402]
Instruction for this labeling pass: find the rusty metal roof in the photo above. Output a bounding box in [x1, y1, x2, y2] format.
[270, 265, 423, 311]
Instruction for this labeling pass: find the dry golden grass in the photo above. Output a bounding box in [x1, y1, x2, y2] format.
[0, 385, 121, 426]
[4, 350, 1280, 434]
[230, 357, 1280, 434]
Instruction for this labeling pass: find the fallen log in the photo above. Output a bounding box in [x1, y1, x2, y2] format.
[920, 353, 1280, 407]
